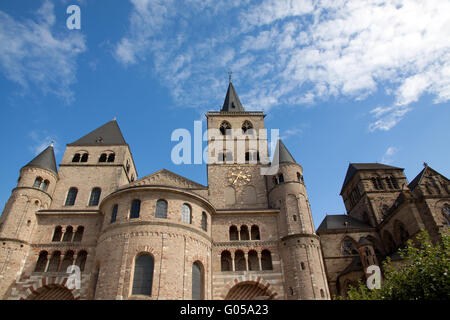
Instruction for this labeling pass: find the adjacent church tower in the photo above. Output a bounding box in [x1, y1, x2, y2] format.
[0, 145, 58, 298]
[267, 141, 330, 299]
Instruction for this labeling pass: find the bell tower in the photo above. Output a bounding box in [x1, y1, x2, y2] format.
[206, 80, 269, 210]
[0, 144, 58, 298]
[267, 140, 330, 299]
[49, 119, 138, 211]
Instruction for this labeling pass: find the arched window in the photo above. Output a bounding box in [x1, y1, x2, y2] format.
[342, 238, 358, 255]
[248, 250, 259, 271]
[111, 204, 118, 223]
[289, 287, 294, 295]
[221, 251, 232, 271]
[278, 174, 284, 183]
[192, 261, 204, 300]
[88, 188, 102, 206]
[131, 174, 135, 182]
[34, 251, 48, 272]
[40, 180, 50, 191]
[181, 204, 192, 224]
[229, 226, 239, 241]
[130, 200, 141, 219]
[107, 153, 115, 163]
[220, 121, 232, 135]
[80, 153, 89, 163]
[371, 177, 378, 189]
[251, 225, 260, 240]
[65, 188, 78, 206]
[376, 177, 384, 190]
[132, 254, 154, 296]
[73, 226, 84, 242]
[320, 289, 325, 298]
[60, 251, 75, 273]
[261, 250, 273, 270]
[72, 153, 81, 163]
[201, 212, 207, 231]
[52, 226, 63, 242]
[155, 200, 168, 219]
[75, 250, 87, 272]
[235, 250, 246, 271]
[240, 225, 250, 240]
[47, 251, 61, 272]
[301, 262, 305, 270]
[242, 120, 253, 134]
[33, 177, 43, 188]
[99, 154, 107, 163]
[62, 226, 74, 242]
[297, 172, 302, 182]
[126, 160, 131, 173]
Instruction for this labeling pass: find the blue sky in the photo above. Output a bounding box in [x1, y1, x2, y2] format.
[1, 0, 449, 227]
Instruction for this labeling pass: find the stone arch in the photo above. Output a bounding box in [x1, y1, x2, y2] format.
[26, 284, 75, 300]
[18, 276, 81, 300]
[221, 276, 277, 300]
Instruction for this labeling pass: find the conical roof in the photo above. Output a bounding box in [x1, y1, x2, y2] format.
[68, 120, 127, 146]
[23, 145, 58, 175]
[272, 139, 297, 165]
[221, 82, 245, 112]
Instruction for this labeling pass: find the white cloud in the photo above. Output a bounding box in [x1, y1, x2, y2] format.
[29, 131, 59, 156]
[0, 0, 86, 103]
[381, 146, 399, 164]
[115, 0, 450, 130]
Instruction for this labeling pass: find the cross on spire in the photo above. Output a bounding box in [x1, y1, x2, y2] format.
[228, 70, 232, 83]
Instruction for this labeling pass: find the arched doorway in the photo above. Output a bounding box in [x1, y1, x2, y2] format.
[26, 285, 75, 300]
[225, 282, 274, 300]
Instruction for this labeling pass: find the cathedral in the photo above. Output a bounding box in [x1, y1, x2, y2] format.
[0, 82, 448, 300]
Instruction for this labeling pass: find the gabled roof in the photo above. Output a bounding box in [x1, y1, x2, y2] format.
[23, 145, 58, 175]
[408, 164, 450, 191]
[68, 120, 127, 146]
[127, 168, 207, 190]
[316, 214, 372, 233]
[340, 163, 403, 194]
[221, 82, 245, 112]
[272, 139, 297, 165]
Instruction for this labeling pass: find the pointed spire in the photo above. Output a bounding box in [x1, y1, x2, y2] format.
[68, 120, 127, 146]
[23, 144, 58, 175]
[272, 139, 297, 165]
[221, 81, 245, 112]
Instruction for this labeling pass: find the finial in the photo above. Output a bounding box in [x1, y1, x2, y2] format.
[113, 116, 117, 121]
[423, 162, 428, 167]
[50, 140, 55, 147]
[228, 70, 232, 83]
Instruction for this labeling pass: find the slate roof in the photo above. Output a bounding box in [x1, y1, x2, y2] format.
[221, 82, 245, 112]
[272, 139, 297, 165]
[68, 120, 127, 146]
[23, 145, 58, 175]
[340, 163, 404, 194]
[316, 214, 372, 233]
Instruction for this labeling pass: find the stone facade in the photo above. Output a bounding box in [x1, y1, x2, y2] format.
[0, 84, 448, 300]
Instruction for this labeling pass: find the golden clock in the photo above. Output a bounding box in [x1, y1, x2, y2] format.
[228, 167, 252, 185]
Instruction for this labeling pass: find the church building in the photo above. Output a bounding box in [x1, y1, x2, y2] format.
[0, 83, 448, 300]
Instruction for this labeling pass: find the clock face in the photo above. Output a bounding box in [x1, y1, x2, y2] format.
[228, 167, 252, 186]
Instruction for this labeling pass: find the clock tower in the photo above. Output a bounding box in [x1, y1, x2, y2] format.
[206, 80, 269, 210]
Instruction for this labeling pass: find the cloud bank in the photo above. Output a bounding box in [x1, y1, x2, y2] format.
[0, 1, 86, 103]
[115, 0, 449, 131]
